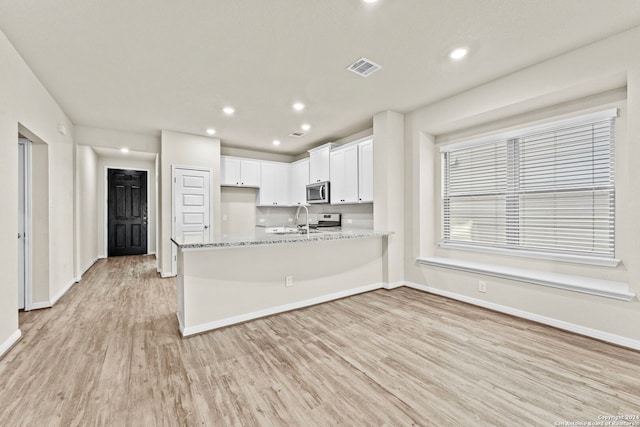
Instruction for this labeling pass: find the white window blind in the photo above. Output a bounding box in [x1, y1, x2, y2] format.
[441, 109, 616, 259]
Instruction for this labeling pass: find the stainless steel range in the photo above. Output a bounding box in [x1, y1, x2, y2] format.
[309, 213, 341, 229]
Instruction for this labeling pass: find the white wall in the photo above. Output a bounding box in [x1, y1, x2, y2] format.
[221, 187, 257, 234]
[30, 141, 50, 304]
[221, 146, 294, 163]
[404, 26, 640, 343]
[178, 237, 383, 332]
[76, 145, 98, 278]
[0, 28, 75, 354]
[160, 130, 221, 276]
[75, 126, 160, 154]
[373, 111, 405, 285]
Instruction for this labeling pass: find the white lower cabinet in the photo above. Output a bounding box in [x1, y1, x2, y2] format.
[258, 162, 290, 206]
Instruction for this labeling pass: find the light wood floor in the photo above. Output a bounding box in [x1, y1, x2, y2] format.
[1, 256, 639, 426]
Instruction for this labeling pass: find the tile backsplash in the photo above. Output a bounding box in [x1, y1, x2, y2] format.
[256, 203, 373, 229]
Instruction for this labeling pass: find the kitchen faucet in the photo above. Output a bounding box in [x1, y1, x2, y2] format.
[295, 205, 309, 235]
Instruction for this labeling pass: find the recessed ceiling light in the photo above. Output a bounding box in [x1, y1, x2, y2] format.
[363, 0, 378, 3]
[206, 128, 216, 135]
[120, 147, 129, 153]
[272, 140, 281, 146]
[449, 47, 469, 60]
[301, 123, 311, 131]
[223, 106, 235, 115]
[292, 102, 305, 111]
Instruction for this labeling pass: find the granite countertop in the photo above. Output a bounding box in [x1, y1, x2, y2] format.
[171, 227, 392, 250]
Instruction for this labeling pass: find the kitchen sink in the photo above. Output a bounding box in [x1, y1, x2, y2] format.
[265, 226, 321, 235]
[275, 229, 322, 235]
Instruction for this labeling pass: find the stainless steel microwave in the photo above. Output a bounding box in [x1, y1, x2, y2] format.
[306, 181, 330, 204]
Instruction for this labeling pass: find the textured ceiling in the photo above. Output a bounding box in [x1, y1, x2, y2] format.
[1, 0, 639, 155]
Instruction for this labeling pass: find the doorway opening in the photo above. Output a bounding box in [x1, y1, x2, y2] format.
[107, 169, 148, 256]
[17, 126, 50, 312]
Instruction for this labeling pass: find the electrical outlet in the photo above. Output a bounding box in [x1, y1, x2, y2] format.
[478, 280, 487, 293]
[259, 218, 265, 223]
[222, 214, 228, 221]
[288, 217, 293, 222]
[285, 275, 293, 287]
[347, 219, 353, 224]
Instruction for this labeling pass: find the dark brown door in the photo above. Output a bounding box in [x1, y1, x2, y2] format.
[108, 169, 147, 256]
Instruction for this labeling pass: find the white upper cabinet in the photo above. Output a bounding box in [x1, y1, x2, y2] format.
[308, 143, 336, 183]
[221, 156, 240, 185]
[240, 159, 261, 186]
[330, 145, 359, 204]
[258, 162, 290, 206]
[220, 139, 373, 207]
[357, 139, 373, 203]
[221, 156, 261, 187]
[290, 159, 310, 206]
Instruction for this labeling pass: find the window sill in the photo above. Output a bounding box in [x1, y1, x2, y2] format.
[438, 242, 620, 268]
[417, 256, 635, 301]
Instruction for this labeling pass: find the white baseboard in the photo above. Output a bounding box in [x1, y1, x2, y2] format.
[75, 257, 99, 283]
[181, 283, 385, 337]
[404, 281, 640, 351]
[50, 278, 77, 306]
[383, 281, 405, 290]
[81, 257, 98, 277]
[29, 277, 76, 311]
[177, 313, 185, 335]
[98, 255, 107, 259]
[161, 272, 176, 278]
[30, 301, 52, 310]
[0, 330, 21, 358]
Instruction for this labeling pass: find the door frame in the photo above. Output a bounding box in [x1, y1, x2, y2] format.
[18, 138, 33, 311]
[103, 166, 151, 257]
[171, 165, 212, 275]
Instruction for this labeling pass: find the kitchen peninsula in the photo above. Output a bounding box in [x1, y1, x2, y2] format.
[172, 228, 392, 336]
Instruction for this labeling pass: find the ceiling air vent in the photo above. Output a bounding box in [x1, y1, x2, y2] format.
[289, 131, 306, 137]
[346, 57, 382, 77]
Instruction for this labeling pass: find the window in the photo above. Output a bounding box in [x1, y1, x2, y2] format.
[441, 109, 616, 260]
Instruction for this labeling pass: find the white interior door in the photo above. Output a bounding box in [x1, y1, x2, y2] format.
[172, 167, 211, 274]
[17, 138, 31, 311]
